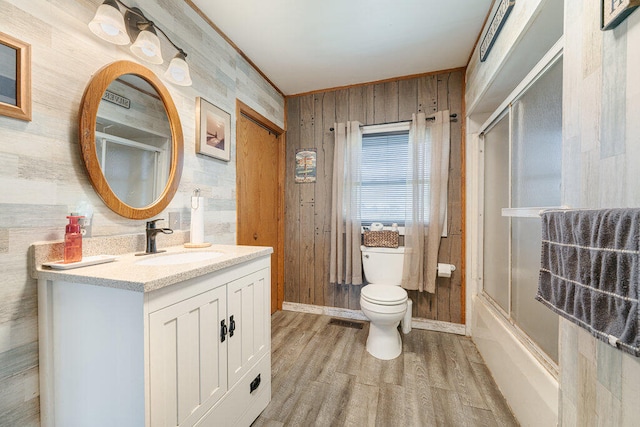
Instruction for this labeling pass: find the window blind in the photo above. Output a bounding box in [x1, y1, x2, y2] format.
[361, 131, 410, 225]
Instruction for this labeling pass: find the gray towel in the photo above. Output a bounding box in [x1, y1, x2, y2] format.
[536, 208, 640, 356]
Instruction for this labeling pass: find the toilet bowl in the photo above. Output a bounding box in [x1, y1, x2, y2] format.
[360, 246, 410, 360]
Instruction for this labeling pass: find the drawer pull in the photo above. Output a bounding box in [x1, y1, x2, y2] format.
[250, 374, 261, 393]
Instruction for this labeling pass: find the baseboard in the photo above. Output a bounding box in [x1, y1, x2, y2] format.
[282, 302, 367, 320]
[411, 317, 466, 335]
[282, 301, 466, 335]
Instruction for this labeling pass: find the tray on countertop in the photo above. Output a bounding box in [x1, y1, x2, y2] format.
[42, 255, 117, 270]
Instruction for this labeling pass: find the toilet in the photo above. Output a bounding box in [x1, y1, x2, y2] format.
[360, 245, 411, 360]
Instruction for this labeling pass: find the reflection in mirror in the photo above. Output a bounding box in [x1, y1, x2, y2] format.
[79, 60, 183, 219]
[0, 32, 31, 121]
[96, 75, 172, 208]
[0, 43, 17, 106]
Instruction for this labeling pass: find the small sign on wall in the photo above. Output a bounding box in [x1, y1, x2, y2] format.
[295, 149, 316, 183]
[602, 0, 640, 30]
[479, 0, 515, 62]
[102, 90, 130, 109]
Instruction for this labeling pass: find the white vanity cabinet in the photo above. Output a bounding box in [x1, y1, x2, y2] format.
[148, 266, 270, 426]
[36, 249, 271, 427]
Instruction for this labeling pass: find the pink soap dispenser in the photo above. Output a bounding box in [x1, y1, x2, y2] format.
[64, 215, 84, 263]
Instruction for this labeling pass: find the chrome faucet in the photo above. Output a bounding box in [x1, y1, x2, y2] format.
[144, 219, 173, 254]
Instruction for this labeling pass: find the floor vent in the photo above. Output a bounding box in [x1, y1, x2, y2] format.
[328, 318, 364, 329]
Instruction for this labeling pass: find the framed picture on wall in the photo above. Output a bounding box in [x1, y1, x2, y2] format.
[0, 32, 31, 121]
[602, 0, 640, 30]
[196, 97, 231, 161]
[295, 149, 317, 183]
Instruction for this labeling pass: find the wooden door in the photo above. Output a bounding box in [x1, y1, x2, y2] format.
[236, 104, 283, 313]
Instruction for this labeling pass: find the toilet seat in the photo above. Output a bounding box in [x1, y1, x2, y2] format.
[361, 284, 407, 306]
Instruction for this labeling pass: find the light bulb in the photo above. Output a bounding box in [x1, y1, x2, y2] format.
[130, 29, 163, 64]
[164, 52, 192, 86]
[88, 0, 130, 45]
[100, 22, 119, 36]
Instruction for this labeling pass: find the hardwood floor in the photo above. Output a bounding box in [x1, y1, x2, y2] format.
[253, 310, 519, 427]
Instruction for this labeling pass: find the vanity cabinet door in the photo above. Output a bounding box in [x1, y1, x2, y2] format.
[149, 286, 228, 427]
[227, 268, 270, 387]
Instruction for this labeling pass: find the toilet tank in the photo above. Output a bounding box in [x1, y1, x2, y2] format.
[360, 245, 405, 285]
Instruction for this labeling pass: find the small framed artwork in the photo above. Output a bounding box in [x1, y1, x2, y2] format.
[479, 0, 515, 62]
[0, 32, 31, 121]
[295, 149, 317, 183]
[602, 0, 640, 30]
[196, 97, 231, 161]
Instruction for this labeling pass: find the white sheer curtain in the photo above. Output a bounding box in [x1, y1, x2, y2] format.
[401, 111, 450, 293]
[329, 121, 363, 286]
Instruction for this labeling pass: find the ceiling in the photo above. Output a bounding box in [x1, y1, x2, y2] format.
[190, 0, 494, 95]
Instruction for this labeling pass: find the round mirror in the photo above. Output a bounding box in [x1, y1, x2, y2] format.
[79, 61, 183, 219]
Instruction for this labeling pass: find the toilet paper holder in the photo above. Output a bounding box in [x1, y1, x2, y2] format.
[437, 263, 456, 271]
[437, 263, 456, 278]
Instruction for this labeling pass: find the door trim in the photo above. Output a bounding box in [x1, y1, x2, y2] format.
[236, 100, 285, 311]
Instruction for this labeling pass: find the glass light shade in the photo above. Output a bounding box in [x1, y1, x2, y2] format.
[130, 29, 163, 64]
[88, 1, 130, 45]
[164, 53, 192, 86]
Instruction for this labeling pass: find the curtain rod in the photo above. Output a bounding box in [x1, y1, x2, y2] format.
[329, 113, 457, 132]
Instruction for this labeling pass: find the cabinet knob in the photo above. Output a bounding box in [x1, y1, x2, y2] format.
[253, 233, 258, 240]
[220, 319, 227, 342]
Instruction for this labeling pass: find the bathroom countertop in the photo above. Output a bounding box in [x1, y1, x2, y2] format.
[32, 244, 273, 293]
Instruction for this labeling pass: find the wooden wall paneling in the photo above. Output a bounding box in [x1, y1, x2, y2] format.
[436, 232, 453, 322]
[411, 288, 436, 320]
[312, 93, 326, 307]
[348, 86, 366, 123]
[449, 70, 465, 323]
[284, 71, 464, 323]
[418, 75, 438, 114]
[334, 89, 350, 309]
[285, 96, 301, 303]
[448, 236, 463, 323]
[435, 73, 453, 321]
[398, 79, 418, 121]
[320, 91, 337, 308]
[364, 85, 375, 125]
[412, 74, 438, 320]
[373, 83, 387, 123]
[437, 73, 451, 115]
[299, 95, 316, 304]
[2, 2, 286, 422]
[448, 71, 464, 236]
[416, 75, 439, 319]
[384, 81, 400, 122]
[347, 86, 366, 310]
[299, 203, 316, 303]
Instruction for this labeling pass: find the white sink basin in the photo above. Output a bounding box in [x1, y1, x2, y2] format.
[135, 251, 224, 266]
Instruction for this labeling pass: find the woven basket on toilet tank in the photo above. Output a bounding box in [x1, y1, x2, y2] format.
[363, 230, 399, 248]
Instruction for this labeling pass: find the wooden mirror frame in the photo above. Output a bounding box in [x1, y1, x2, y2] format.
[79, 61, 184, 219]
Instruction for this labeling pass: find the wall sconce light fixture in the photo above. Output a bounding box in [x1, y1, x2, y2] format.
[89, 0, 192, 86]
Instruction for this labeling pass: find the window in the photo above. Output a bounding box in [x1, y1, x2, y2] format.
[360, 129, 410, 225]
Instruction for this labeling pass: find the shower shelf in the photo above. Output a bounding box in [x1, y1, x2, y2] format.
[501, 206, 569, 218]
